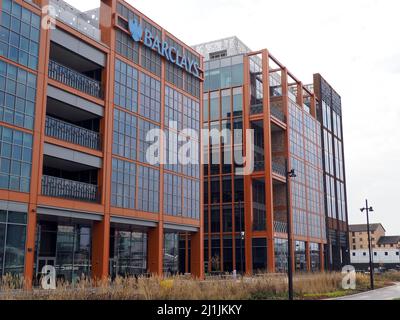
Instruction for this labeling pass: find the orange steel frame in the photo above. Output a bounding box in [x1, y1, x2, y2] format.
[204, 49, 326, 274]
[0, 0, 204, 288]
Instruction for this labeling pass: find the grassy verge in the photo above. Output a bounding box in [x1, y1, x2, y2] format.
[0, 272, 399, 300]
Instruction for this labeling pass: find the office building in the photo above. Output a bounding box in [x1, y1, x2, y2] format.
[0, 0, 203, 286]
[194, 37, 331, 274]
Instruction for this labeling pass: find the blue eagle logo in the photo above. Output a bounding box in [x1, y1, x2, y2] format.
[129, 19, 143, 42]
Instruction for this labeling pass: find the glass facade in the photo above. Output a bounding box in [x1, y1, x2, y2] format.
[295, 240, 307, 272]
[163, 232, 179, 274]
[0, 0, 40, 70]
[0, 60, 37, 130]
[252, 238, 267, 272]
[114, 59, 138, 113]
[204, 55, 243, 91]
[111, 158, 136, 209]
[274, 238, 288, 273]
[0, 125, 33, 192]
[289, 101, 326, 241]
[113, 108, 137, 160]
[137, 165, 159, 213]
[110, 229, 147, 277]
[0, 210, 27, 276]
[35, 221, 91, 284]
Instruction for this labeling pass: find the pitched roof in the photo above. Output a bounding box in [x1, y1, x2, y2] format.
[377, 236, 400, 245]
[349, 223, 385, 232]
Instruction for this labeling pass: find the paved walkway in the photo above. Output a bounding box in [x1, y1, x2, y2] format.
[334, 283, 400, 300]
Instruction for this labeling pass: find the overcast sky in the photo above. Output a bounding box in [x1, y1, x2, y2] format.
[67, 0, 400, 234]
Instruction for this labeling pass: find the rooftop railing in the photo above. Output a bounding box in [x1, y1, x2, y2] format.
[50, 0, 101, 41]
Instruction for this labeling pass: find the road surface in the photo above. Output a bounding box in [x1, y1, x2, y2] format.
[334, 283, 400, 300]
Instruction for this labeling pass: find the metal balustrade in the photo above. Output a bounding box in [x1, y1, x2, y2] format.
[270, 105, 286, 123]
[250, 103, 263, 115]
[274, 220, 288, 233]
[272, 161, 287, 177]
[45, 116, 101, 150]
[42, 175, 100, 203]
[48, 60, 103, 99]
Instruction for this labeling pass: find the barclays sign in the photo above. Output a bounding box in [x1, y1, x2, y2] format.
[129, 20, 201, 79]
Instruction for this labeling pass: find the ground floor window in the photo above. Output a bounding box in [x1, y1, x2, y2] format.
[274, 238, 288, 273]
[164, 233, 179, 275]
[295, 241, 307, 272]
[109, 229, 147, 278]
[252, 238, 267, 273]
[35, 221, 91, 284]
[310, 243, 320, 272]
[0, 210, 27, 277]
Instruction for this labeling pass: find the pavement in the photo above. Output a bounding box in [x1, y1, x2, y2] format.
[333, 283, 400, 300]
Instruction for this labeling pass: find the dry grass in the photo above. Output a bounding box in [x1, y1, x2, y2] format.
[1, 271, 399, 300]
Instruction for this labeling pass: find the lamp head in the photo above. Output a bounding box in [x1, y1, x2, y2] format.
[369, 207, 374, 212]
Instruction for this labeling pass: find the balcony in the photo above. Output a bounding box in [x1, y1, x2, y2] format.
[270, 105, 286, 123]
[254, 160, 265, 172]
[42, 175, 99, 203]
[48, 60, 103, 99]
[274, 220, 288, 233]
[250, 103, 263, 115]
[45, 116, 101, 150]
[272, 162, 286, 178]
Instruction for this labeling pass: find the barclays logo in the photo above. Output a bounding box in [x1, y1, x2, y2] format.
[128, 19, 201, 79]
[129, 19, 143, 42]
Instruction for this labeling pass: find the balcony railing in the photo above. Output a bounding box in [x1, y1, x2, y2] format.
[274, 220, 288, 233]
[250, 103, 263, 115]
[45, 116, 101, 150]
[42, 175, 99, 203]
[272, 161, 286, 177]
[48, 60, 103, 99]
[254, 160, 265, 172]
[270, 105, 286, 123]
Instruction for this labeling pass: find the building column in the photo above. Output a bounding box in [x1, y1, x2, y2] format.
[148, 224, 163, 276]
[24, 206, 37, 289]
[306, 242, 311, 272]
[92, 215, 110, 281]
[320, 244, 325, 272]
[191, 230, 204, 279]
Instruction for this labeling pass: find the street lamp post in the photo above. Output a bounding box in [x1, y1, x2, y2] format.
[360, 199, 375, 290]
[286, 161, 296, 300]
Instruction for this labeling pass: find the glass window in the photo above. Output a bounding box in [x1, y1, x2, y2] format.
[111, 158, 136, 209]
[114, 59, 138, 113]
[222, 205, 232, 232]
[252, 238, 267, 272]
[115, 29, 139, 64]
[140, 73, 161, 123]
[0, 125, 32, 192]
[221, 89, 231, 119]
[209, 91, 220, 121]
[0, 60, 36, 130]
[137, 165, 159, 213]
[252, 179, 266, 231]
[138, 118, 160, 165]
[112, 108, 137, 160]
[0, 1, 39, 70]
[210, 206, 220, 233]
[0, 209, 27, 277]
